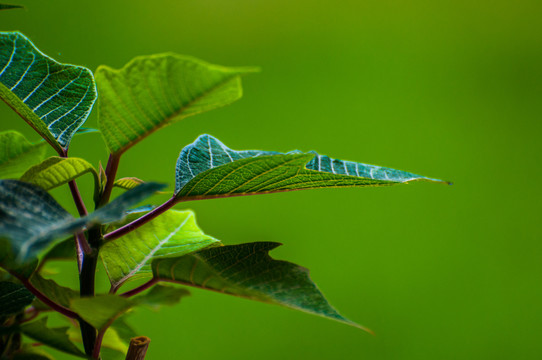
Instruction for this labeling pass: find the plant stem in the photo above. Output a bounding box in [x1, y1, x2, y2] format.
[125, 336, 151, 360]
[103, 197, 177, 242]
[10, 273, 78, 319]
[119, 279, 158, 297]
[99, 153, 121, 208]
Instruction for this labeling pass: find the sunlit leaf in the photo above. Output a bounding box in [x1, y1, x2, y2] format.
[0, 281, 34, 316]
[20, 156, 97, 191]
[0, 130, 47, 179]
[101, 210, 219, 290]
[114, 177, 144, 191]
[96, 54, 257, 154]
[0, 32, 97, 153]
[175, 134, 446, 200]
[0, 180, 165, 262]
[151, 242, 368, 331]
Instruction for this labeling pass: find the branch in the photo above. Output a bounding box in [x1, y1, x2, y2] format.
[125, 336, 151, 360]
[99, 153, 121, 208]
[103, 197, 177, 242]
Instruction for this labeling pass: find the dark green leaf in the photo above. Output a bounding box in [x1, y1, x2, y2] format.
[133, 284, 189, 310]
[20, 156, 98, 191]
[152, 242, 368, 331]
[175, 135, 446, 200]
[0, 32, 97, 152]
[70, 295, 133, 331]
[0, 281, 34, 316]
[20, 317, 86, 357]
[30, 274, 78, 308]
[96, 54, 257, 154]
[0, 180, 165, 263]
[0, 131, 47, 179]
[101, 210, 219, 290]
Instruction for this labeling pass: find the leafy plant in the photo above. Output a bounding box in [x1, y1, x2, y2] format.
[0, 31, 448, 359]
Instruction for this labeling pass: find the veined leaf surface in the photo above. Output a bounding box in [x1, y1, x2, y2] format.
[96, 53, 257, 154]
[20, 156, 97, 191]
[102, 210, 219, 290]
[0, 32, 97, 152]
[174, 134, 446, 200]
[0, 130, 47, 178]
[151, 242, 367, 331]
[0, 180, 165, 262]
[0, 281, 34, 316]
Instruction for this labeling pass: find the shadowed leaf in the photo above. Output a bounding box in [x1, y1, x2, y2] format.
[151, 242, 368, 331]
[0, 32, 97, 153]
[70, 295, 133, 331]
[96, 53, 257, 154]
[0, 281, 34, 316]
[133, 284, 190, 310]
[0, 130, 47, 179]
[30, 273, 78, 309]
[174, 135, 446, 200]
[101, 210, 219, 290]
[0, 180, 165, 262]
[20, 317, 86, 357]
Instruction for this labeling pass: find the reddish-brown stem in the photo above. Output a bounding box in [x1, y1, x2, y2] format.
[99, 153, 121, 208]
[125, 336, 151, 360]
[119, 279, 158, 297]
[103, 197, 178, 242]
[11, 273, 78, 319]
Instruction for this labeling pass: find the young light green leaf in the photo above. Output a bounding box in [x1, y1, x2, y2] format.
[20, 156, 98, 191]
[151, 242, 368, 331]
[70, 295, 134, 331]
[0, 32, 97, 153]
[0, 281, 35, 316]
[175, 134, 446, 200]
[133, 284, 189, 310]
[40, 237, 76, 264]
[101, 210, 220, 290]
[114, 177, 144, 191]
[0, 131, 47, 179]
[20, 317, 86, 358]
[96, 53, 257, 154]
[0, 180, 165, 263]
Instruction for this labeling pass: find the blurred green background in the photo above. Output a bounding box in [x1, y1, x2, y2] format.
[2, 0, 542, 359]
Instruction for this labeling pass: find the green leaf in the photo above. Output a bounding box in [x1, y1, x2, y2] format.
[20, 156, 97, 191]
[175, 135, 446, 200]
[151, 242, 367, 331]
[0, 131, 47, 179]
[0, 180, 165, 263]
[40, 238, 76, 263]
[0, 32, 97, 153]
[30, 274, 78, 309]
[96, 53, 257, 154]
[0, 281, 34, 316]
[68, 325, 128, 355]
[133, 284, 189, 310]
[114, 177, 144, 191]
[101, 210, 219, 290]
[20, 317, 86, 358]
[70, 295, 133, 331]
[0, 4, 23, 10]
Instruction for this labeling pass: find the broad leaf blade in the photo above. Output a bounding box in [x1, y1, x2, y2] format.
[0, 130, 47, 179]
[133, 284, 189, 310]
[20, 317, 86, 358]
[152, 242, 367, 331]
[0, 281, 34, 316]
[175, 135, 446, 200]
[0, 32, 97, 152]
[30, 274, 78, 309]
[96, 54, 257, 154]
[0, 180, 165, 263]
[70, 295, 134, 331]
[20, 156, 97, 191]
[101, 210, 219, 290]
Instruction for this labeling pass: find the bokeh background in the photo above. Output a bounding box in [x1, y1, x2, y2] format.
[2, 1, 542, 359]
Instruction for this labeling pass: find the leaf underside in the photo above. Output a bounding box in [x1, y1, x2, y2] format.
[0, 180, 165, 263]
[0, 32, 97, 152]
[101, 210, 220, 290]
[20, 156, 97, 191]
[0, 281, 35, 316]
[20, 317, 86, 357]
[152, 242, 368, 331]
[174, 134, 445, 200]
[0, 130, 47, 179]
[96, 53, 257, 154]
